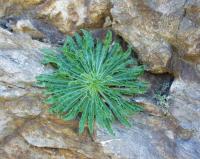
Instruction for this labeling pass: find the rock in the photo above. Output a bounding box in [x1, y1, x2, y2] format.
[169, 79, 200, 159]
[20, 118, 110, 159]
[186, 1, 200, 25]
[111, 0, 200, 74]
[133, 96, 162, 116]
[2, 136, 93, 159]
[0, 28, 112, 159]
[11, 19, 44, 39]
[96, 113, 178, 159]
[111, 0, 172, 73]
[0, 0, 43, 18]
[169, 79, 200, 135]
[0, 0, 200, 157]
[0, 96, 44, 118]
[0, 109, 25, 142]
[36, 0, 111, 34]
[0, 0, 111, 41]
[0, 28, 50, 99]
[96, 110, 200, 159]
[0, 32, 47, 99]
[96, 77, 200, 159]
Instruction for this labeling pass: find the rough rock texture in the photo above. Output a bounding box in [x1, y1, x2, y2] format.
[95, 1, 200, 158]
[0, 0, 111, 40]
[111, 0, 200, 74]
[36, 0, 111, 34]
[10, 19, 45, 39]
[0, 0, 200, 159]
[0, 28, 112, 159]
[169, 79, 200, 136]
[96, 78, 200, 159]
[0, 0, 43, 17]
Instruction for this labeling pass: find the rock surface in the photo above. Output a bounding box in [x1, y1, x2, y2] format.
[10, 19, 44, 39]
[0, 0, 200, 159]
[36, 0, 111, 34]
[0, 28, 111, 159]
[96, 1, 200, 154]
[111, 0, 200, 74]
[0, 0, 43, 18]
[96, 77, 200, 159]
[0, 0, 111, 40]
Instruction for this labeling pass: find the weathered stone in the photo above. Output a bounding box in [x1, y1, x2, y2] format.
[111, 0, 200, 74]
[36, 0, 111, 34]
[0, 28, 112, 159]
[0, 0, 111, 41]
[0, 0, 43, 18]
[0, 109, 25, 142]
[2, 136, 93, 159]
[111, 0, 172, 73]
[0, 96, 44, 118]
[169, 79, 200, 134]
[97, 110, 200, 159]
[21, 118, 111, 159]
[0, 0, 200, 157]
[96, 113, 177, 159]
[11, 19, 44, 39]
[169, 79, 200, 159]
[133, 96, 162, 116]
[0, 27, 43, 107]
[186, 1, 200, 25]
[0, 28, 50, 99]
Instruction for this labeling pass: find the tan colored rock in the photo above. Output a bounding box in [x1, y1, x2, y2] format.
[111, 0, 200, 74]
[11, 19, 44, 39]
[0, 109, 25, 142]
[36, 0, 111, 33]
[0, 0, 43, 17]
[0, 96, 44, 117]
[111, 0, 172, 73]
[2, 136, 92, 159]
[21, 118, 110, 159]
[0, 28, 111, 159]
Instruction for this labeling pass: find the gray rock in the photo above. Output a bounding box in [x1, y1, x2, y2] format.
[169, 79, 200, 131]
[0, 28, 111, 159]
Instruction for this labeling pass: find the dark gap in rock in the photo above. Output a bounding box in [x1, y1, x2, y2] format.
[0, 16, 18, 32]
[143, 72, 174, 97]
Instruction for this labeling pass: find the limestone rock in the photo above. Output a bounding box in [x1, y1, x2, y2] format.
[169, 79, 200, 135]
[0, 109, 25, 142]
[0, 0, 111, 39]
[111, 0, 172, 73]
[96, 106, 200, 159]
[0, 28, 111, 159]
[0, 0, 200, 157]
[0, 0, 43, 17]
[111, 0, 200, 74]
[0, 96, 44, 118]
[2, 136, 92, 159]
[169, 79, 200, 159]
[36, 0, 111, 34]
[0, 28, 49, 99]
[21, 119, 110, 159]
[11, 19, 44, 39]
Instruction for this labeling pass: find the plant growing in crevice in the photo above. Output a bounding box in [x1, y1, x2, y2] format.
[36, 30, 148, 135]
[153, 82, 171, 114]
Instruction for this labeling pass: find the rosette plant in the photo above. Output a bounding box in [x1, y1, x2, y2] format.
[36, 30, 148, 135]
